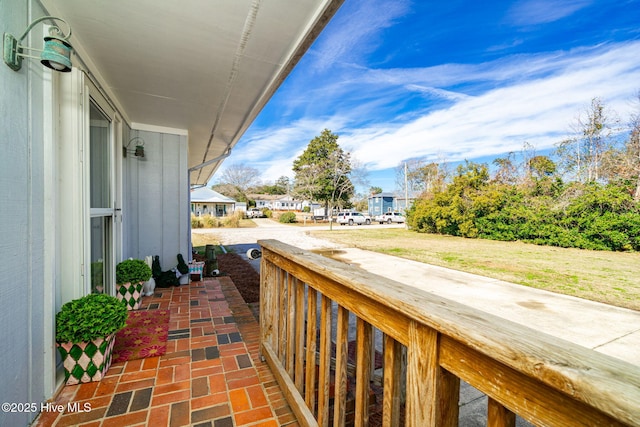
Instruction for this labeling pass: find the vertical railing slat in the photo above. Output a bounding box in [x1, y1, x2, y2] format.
[406, 321, 459, 427]
[277, 270, 287, 364]
[355, 318, 373, 427]
[488, 397, 516, 427]
[294, 279, 306, 394]
[333, 306, 349, 427]
[317, 295, 332, 427]
[260, 256, 275, 353]
[286, 273, 296, 377]
[304, 287, 318, 412]
[382, 334, 402, 427]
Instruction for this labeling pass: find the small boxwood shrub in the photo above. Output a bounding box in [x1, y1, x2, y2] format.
[56, 293, 128, 343]
[116, 259, 152, 284]
[279, 212, 297, 223]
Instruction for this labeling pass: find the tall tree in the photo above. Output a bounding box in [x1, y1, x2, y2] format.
[602, 90, 640, 199]
[396, 159, 445, 197]
[275, 176, 291, 193]
[627, 92, 640, 200]
[217, 163, 261, 192]
[555, 98, 619, 182]
[292, 129, 354, 217]
[492, 152, 518, 184]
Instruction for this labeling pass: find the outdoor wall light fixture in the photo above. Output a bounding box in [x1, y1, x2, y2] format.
[3, 16, 73, 72]
[123, 137, 145, 158]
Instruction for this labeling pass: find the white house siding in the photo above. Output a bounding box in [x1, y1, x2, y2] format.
[1, 6, 191, 426]
[123, 129, 189, 271]
[0, 3, 51, 426]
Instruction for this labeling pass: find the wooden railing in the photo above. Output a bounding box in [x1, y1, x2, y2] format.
[258, 239, 640, 427]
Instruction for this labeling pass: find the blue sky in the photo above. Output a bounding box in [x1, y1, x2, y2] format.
[217, 0, 640, 193]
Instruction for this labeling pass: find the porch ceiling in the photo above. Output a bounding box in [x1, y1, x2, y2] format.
[40, 0, 343, 185]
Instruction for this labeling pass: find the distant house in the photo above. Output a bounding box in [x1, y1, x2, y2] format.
[191, 187, 236, 217]
[368, 192, 414, 216]
[249, 194, 311, 211]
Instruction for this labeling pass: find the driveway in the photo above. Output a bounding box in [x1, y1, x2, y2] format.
[192, 218, 344, 270]
[193, 218, 402, 253]
[192, 218, 640, 366]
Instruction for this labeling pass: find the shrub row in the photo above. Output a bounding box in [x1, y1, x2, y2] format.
[191, 211, 244, 228]
[407, 165, 640, 251]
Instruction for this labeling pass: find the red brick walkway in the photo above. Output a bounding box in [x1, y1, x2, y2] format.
[34, 277, 299, 427]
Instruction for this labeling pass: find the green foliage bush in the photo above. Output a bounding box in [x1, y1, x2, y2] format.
[279, 212, 297, 223]
[56, 293, 128, 343]
[116, 259, 152, 284]
[407, 162, 640, 251]
[263, 209, 273, 218]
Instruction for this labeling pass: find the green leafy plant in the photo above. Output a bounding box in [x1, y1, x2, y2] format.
[279, 212, 297, 223]
[115, 259, 152, 284]
[55, 293, 128, 343]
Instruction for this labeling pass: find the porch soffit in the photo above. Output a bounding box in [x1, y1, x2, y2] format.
[40, 0, 344, 185]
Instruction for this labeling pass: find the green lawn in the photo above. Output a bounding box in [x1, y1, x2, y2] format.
[309, 228, 640, 311]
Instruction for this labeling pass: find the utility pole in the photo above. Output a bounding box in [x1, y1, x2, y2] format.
[404, 162, 408, 212]
[405, 162, 409, 229]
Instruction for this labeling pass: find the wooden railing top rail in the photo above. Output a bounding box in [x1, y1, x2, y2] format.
[258, 239, 640, 426]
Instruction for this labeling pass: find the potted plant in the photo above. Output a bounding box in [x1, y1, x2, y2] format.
[116, 259, 152, 310]
[56, 293, 128, 385]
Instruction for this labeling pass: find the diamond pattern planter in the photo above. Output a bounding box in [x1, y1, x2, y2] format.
[116, 282, 144, 310]
[57, 333, 116, 385]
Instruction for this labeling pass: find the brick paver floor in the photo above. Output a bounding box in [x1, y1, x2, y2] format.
[34, 277, 299, 427]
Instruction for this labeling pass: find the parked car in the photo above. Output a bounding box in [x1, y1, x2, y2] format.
[374, 211, 405, 224]
[246, 208, 264, 218]
[335, 212, 371, 225]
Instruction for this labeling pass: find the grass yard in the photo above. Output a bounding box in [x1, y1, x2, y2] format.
[191, 233, 222, 249]
[309, 228, 640, 311]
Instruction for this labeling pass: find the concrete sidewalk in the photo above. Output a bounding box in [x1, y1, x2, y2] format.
[332, 247, 640, 366]
[211, 223, 639, 425]
[205, 220, 640, 366]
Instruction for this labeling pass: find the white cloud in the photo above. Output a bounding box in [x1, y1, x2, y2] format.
[219, 34, 640, 188]
[342, 43, 640, 170]
[308, 0, 412, 70]
[247, 41, 640, 184]
[507, 0, 593, 26]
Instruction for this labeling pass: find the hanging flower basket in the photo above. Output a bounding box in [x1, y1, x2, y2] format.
[57, 333, 116, 385]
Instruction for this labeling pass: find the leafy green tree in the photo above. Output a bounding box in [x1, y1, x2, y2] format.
[253, 177, 289, 195]
[292, 129, 354, 219]
[369, 186, 383, 195]
[407, 161, 495, 237]
[528, 155, 556, 179]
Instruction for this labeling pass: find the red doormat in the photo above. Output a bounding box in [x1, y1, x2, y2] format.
[112, 309, 170, 363]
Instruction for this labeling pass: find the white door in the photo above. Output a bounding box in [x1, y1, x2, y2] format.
[87, 84, 117, 295]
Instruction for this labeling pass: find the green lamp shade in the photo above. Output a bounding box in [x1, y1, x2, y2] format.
[40, 36, 72, 72]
